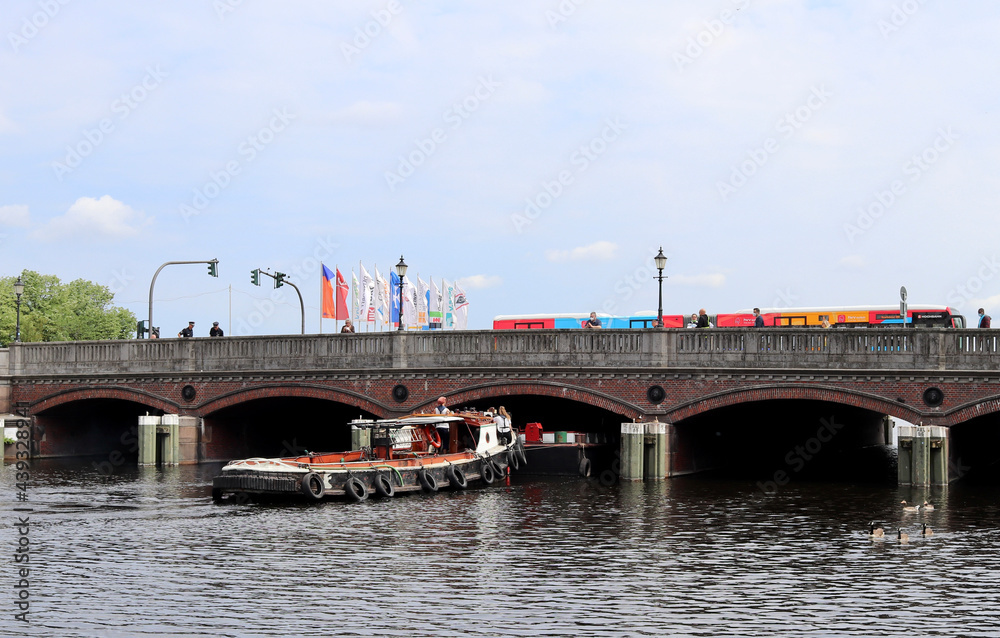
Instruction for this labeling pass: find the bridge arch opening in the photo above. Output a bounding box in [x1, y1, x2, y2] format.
[673, 399, 894, 485]
[949, 412, 1000, 484]
[204, 397, 378, 461]
[31, 398, 165, 466]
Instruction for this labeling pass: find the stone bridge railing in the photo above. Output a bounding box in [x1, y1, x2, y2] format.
[3, 329, 1000, 377]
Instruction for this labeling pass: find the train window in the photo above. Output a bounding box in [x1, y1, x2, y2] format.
[513, 322, 546, 329]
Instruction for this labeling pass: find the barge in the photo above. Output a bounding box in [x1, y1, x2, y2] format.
[212, 412, 525, 503]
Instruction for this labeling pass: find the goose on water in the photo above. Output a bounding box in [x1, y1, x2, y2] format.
[901, 500, 919, 512]
[922, 523, 933, 537]
[898, 528, 909, 543]
[922, 501, 935, 511]
[868, 521, 885, 538]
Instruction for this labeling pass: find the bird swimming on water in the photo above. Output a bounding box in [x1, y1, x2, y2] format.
[922, 523, 933, 537]
[868, 521, 886, 538]
[922, 501, 935, 510]
[898, 528, 909, 543]
[901, 500, 919, 512]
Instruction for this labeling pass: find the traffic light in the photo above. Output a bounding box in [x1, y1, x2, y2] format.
[207, 260, 218, 277]
[250, 268, 260, 286]
[136, 320, 148, 339]
[274, 272, 285, 288]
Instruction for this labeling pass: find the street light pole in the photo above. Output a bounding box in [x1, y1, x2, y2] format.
[147, 259, 219, 338]
[13, 276, 24, 343]
[654, 248, 667, 329]
[395, 255, 408, 332]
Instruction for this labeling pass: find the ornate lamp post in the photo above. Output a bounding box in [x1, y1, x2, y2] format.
[395, 255, 408, 331]
[13, 276, 24, 342]
[654, 248, 667, 329]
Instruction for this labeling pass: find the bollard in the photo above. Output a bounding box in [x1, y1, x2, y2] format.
[898, 424, 949, 485]
[137, 415, 160, 466]
[620, 423, 644, 481]
[161, 414, 180, 466]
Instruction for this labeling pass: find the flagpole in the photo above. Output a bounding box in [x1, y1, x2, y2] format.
[335, 264, 339, 334]
[319, 267, 323, 335]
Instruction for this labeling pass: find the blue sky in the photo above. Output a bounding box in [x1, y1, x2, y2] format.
[2, 1, 998, 334]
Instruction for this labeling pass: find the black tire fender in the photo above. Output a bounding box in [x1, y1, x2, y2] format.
[374, 473, 395, 498]
[301, 472, 325, 500]
[481, 462, 496, 485]
[509, 449, 521, 471]
[446, 465, 468, 490]
[344, 476, 369, 502]
[418, 469, 439, 493]
[579, 457, 592, 478]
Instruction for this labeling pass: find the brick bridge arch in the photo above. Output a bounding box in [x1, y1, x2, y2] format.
[30, 387, 180, 415]
[663, 384, 928, 424]
[414, 381, 645, 420]
[195, 384, 390, 418]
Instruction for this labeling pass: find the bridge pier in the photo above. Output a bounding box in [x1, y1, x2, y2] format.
[620, 422, 669, 481]
[138, 414, 185, 466]
[897, 424, 950, 485]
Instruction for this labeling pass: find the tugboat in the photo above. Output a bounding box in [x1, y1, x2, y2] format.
[211, 411, 526, 503]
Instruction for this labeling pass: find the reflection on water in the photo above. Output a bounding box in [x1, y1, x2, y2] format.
[2, 460, 1000, 637]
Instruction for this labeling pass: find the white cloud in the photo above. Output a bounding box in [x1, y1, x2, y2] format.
[0, 205, 30, 228]
[839, 255, 866, 268]
[329, 101, 403, 126]
[546, 241, 618, 263]
[458, 274, 502, 289]
[671, 273, 726, 288]
[32, 196, 151, 240]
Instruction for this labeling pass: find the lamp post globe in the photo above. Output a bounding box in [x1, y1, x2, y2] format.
[395, 255, 408, 331]
[13, 275, 24, 343]
[654, 248, 667, 329]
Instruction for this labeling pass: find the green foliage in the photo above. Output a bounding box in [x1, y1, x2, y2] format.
[1, 270, 137, 346]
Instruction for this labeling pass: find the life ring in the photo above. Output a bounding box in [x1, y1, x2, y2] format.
[424, 425, 442, 450]
[579, 457, 592, 478]
[374, 473, 395, 498]
[481, 462, 496, 485]
[344, 476, 369, 502]
[446, 465, 468, 490]
[300, 472, 325, 500]
[418, 469, 439, 492]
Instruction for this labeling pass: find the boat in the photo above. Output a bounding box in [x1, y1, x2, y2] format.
[519, 422, 613, 477]
[211, 412, 527, 503]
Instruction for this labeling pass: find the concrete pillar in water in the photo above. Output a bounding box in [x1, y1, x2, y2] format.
[137, 415, 160, 466]
[161, 414, 180, 466]
[620, 423, 645, 481]
[644, 421, 668, 480]
[897, 424, 949, 485]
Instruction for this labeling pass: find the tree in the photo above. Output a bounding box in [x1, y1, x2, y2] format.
[1, 271, 137, 346]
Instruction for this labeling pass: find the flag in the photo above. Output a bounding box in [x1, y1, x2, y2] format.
[360, 263, 375, 323]
[351, 270, 361, 322]
[417, 276, 429, 326]
[454, 281, 469, 330]
[321, 264, 336, 319]
[429, 277, 442, 328]
[390, 271, 400, 327]
[375, 266, 388, 327]
[403, 278, 418, 327]
[335, 268, 349, 320]
[444, 279, 455, 329]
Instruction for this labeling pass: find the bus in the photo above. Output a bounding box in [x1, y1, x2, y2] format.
[493, 305, 966, 329]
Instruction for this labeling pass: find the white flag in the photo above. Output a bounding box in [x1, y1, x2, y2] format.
[402, 277, 418, 327]
[417, 276, 429, 326]
[361, 263, 375, 324]
[429, 277, 441, 328]
[454, 280, 469, 330]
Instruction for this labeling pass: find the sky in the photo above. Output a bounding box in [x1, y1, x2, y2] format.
[2, 1, 999, 335]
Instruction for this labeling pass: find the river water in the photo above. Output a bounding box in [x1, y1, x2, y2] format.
[3, 460, 1000, 637]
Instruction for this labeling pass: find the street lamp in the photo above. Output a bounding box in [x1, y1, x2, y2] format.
[395, 255, 408, 331]
[13, 276, 24, 343]
[654, 248, 667, 329]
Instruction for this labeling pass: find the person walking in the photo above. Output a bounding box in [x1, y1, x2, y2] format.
[209, 322, 224, 337]
[979, 308, 992, 328]
[753, 308, 765, 328]
[178, 321, 195, 338]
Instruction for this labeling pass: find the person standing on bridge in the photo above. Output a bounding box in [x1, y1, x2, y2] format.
[178, 321, 194, 338]
[697, 309, 712, 328]
[584, 312, 602, 329]
[979, 308, 991, 328]
[341, 319, 355, 333]
[209, 322, 224, 337]
[753, 308, 765, 328]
